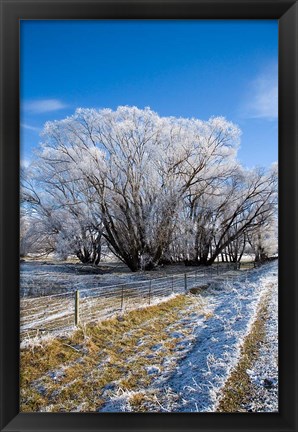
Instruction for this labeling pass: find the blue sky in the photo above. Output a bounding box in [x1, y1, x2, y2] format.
[20, 20, 278, 168]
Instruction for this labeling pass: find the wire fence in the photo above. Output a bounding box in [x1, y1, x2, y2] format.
[20, 261, 255, 339]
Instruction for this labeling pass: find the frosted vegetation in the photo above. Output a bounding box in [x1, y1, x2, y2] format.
[21, 106, 278, 271]
[20, 106, 278, 413]
[20, 262, 278, 413]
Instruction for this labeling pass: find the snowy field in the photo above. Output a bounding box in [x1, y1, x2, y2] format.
[20, 261, 278, 412]
[20, 260, 243, 297]
[98, 261, 278, 412]
[20, 260, 244, 338]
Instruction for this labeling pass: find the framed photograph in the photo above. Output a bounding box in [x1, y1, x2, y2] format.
[1, 1, 297, 431]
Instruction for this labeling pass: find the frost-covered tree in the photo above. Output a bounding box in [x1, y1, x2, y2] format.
[205, 166, 277, 265]
[246, 215, 278, 262]
[21, 106, 277, 270]
[171, 165, 277, 265]
[21, 164, 103, 264]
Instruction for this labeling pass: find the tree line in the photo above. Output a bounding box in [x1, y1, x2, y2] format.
[21, 106, 278, 271]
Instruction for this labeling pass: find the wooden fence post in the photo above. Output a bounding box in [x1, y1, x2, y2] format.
[149, 280, 152, 305]
[184, 273, 187, 293]
[75, 290, 80, 326]
[121, 285, 124, 310]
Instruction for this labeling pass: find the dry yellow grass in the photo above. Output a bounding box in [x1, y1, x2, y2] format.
[20, 294, 203, 412]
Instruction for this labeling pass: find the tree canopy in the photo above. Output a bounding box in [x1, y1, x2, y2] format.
[21, 106, 278, 270]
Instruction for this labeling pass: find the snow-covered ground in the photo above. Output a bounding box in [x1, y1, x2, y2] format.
[20, 260, 240, 297]
[20, 260, 278, 412]
[20, 260, 130, 297]
[99, 261, 278, 412]
[243, 276, 278, 412]
[20, 260, 242, 338]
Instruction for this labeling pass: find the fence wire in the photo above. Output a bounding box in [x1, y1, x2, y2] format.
[20, 262, 254, 339]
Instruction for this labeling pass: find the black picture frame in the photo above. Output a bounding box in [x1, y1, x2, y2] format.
[0, 1, 297, 431]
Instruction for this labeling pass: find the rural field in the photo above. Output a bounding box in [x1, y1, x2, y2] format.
[20, 259, 278, 413]
[19, 21, 278, 414]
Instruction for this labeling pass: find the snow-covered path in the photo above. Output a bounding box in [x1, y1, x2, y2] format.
[243, 274, 278, 412]
[101, 262, 278, 413]
[156, 262, 278, 412]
